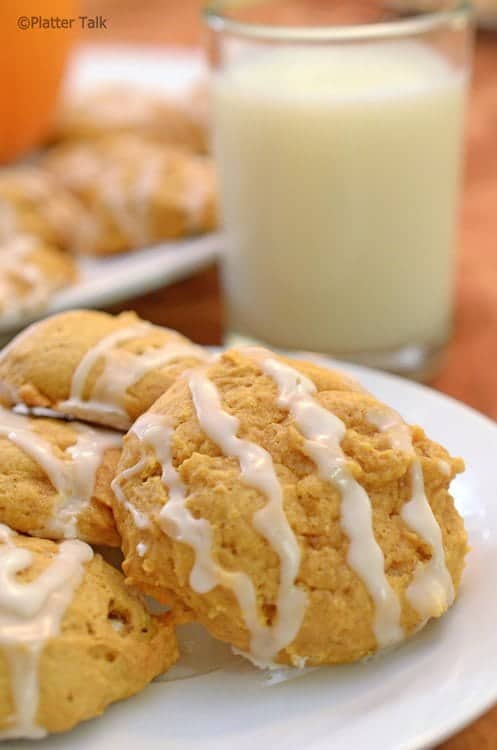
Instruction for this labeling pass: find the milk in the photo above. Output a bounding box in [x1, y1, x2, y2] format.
[212, 43, 467, 355]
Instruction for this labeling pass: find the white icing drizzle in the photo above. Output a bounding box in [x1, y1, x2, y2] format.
[111, 456, 151, 530]
[0, 237, 49, 318]
[438, 459, 451, 477]
[51, 138, 164, 248]
[1, 234, 36, 267]
[99, 161, 139, 244]
[188, 369, 308, 666]
[127, 406, 306, 668]
[244, 347, 404, 649]
[60, 323, 208, 429]
[367, 407, 455, 619]
[100, 138, 211, 242]
[89, 342, 207, 419]
[130, 151, 169, 246]
[0, 407, 121, 538]
[49, 132, 212, 248]
[96, 143, 166, 247]
[181, 160, 212, 232]
[0, 169, 91, 252]
[131, 413, 217, 590]
[0, 525, 92, 739]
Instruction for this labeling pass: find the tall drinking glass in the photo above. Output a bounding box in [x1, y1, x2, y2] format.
[204, 0, 473, 380]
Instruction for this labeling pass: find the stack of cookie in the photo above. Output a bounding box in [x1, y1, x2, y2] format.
[0, 309, 468, 739]
[0, 84, 216, 321]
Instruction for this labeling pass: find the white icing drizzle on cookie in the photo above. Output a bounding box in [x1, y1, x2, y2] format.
[189, 369, 308, 665]
[0, 168, 92, 252]
[60, 323, 208, 429]
[111, 456, 151, 530]
[100, 139, 211, 241]
[97, 146, 166, 247]
[0, 237, 50, 318]
[244, 347, 404, 649]
[130, 413, 216, 587]
[129, 408, 306, 668]
[438, 459, 451, 477]
[367, 407, 455, 619]
[0, 525, 92, 739]
[132, 156, 168, 246]
[0, 407, 121, 538]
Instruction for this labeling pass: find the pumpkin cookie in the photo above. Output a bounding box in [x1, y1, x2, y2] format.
[0, 309, 210, 429]
[43, 134, 217, 255]
[0, 406, 121, 546]
[51, 83, 208, 153]
[112, 347, 467, 668]
[0, 235, 77, 322]
[0, 527, 178, 739]
[183, 79, 211, 138]
[0, 166, 94, 252]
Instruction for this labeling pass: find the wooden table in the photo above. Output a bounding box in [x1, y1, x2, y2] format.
[82, 3, 497, 747]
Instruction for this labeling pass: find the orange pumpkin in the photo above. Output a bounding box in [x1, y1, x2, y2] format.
[0, 0, 78, 164]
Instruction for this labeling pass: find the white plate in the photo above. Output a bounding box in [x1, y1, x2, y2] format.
[1, 45, 219, 337]
[5, 357, 496, 750]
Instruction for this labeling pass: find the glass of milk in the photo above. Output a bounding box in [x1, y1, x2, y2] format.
[204, 0, 473, 380]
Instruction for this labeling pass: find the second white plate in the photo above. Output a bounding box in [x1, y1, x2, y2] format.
[1, 46, 219, 337]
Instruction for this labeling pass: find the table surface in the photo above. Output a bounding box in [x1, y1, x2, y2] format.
[81, 2, 497, 747]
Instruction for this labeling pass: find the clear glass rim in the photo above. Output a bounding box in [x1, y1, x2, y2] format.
[203, 0, 472, 41]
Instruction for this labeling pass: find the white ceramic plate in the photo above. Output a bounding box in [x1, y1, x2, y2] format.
[0, 46, 220, 337]
[63, 44, 206, 99]
[5, 356, 496, 750]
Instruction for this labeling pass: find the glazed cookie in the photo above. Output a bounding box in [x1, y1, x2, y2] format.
[43, 134, 217, 255]
[0, 406, 121, 546]
[0, 309, 210, 429]
[0, 526, 178, 739]
[0, 235, 77, 321]
[112, 347, 468, 668]
[0, 167, 94, 252]
[51, 84, 208, 153]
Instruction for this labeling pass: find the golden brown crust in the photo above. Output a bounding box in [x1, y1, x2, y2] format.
[113, 348, 467, 666]
[0, 309, 207, 428]
[43, 134, 217, 256]
[0, 412, 121, 546]
[0, 535, 178, 735]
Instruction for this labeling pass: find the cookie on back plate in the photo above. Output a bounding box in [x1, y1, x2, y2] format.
[43, 134, 217, 255]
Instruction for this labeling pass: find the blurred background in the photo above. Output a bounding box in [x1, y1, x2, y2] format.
[84, 0, 497, 418]
[1, 0, 496, 418]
